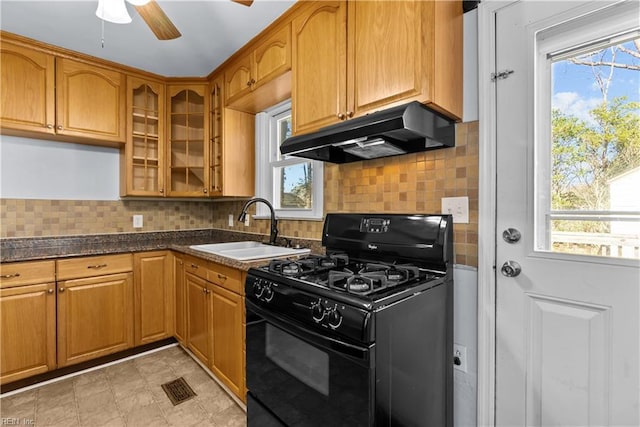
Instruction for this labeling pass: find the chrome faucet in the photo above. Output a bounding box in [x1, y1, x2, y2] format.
[238, 198, 279, 246]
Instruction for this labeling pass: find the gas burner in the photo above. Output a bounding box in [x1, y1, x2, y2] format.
[269, 259, 316, 276]
[328, 269, 388, 294]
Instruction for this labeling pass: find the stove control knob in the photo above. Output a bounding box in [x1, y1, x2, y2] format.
[311, 300, 325, 322]
[327, 307, 343, 329]
[263, 284, 274, 302]
[253, 280, 265, 298]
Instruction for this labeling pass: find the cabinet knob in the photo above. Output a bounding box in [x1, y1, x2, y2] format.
[337, 113, 346, 120]
[57, 125, 63, 130]
[46, 124, 54, 129]
[160, 189, 164, 194]
[48, 288, 54, 294]
[203, 188, 208, 194]
[246, 80, 252, 87]
[59, 287, 65, 293]
[346, 111, 354, 118]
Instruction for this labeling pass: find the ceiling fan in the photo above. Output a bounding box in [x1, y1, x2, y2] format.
[96, 0, 254, 41]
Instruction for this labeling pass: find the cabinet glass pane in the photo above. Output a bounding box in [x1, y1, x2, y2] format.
[169, 88, 207, 195]
[210, 83, 223, 193]
[130, 84, 161, 194]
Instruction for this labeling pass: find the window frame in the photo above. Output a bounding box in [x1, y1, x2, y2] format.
[254, 100, 324, 220]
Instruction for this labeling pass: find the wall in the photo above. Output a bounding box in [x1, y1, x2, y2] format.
[0, 123, 478, 268]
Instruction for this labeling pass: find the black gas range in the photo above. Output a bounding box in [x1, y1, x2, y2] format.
[245, 213, 453, 427]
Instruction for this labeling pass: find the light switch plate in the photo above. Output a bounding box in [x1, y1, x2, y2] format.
[228, 214, 234, 227]
[441, 196, 469, 224]
[453, 343, 468, 372]
[133, 215, 143, 228]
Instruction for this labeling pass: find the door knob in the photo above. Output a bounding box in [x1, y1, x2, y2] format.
[502, 228, 521, 243]
[501, 261, 521, 277]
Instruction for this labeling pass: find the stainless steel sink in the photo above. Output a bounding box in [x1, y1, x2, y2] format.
[189, 241, 310, 261]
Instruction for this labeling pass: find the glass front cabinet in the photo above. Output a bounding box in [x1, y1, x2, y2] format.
[167, 84, 209, 197]
[122, 76, 165, 197]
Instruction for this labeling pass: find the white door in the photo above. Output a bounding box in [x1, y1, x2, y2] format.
[494, 1, 640, 425]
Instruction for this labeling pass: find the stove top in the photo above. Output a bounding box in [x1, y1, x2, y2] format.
[259, 254, 439, 298]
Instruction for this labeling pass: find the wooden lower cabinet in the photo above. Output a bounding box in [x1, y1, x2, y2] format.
[210, 285, 245, 400]
[0, 282, 56, 384]
[134, 251, 173, 346]
[57, 272, 134, 367]
[184, 259, 246, 402]
[186, 272, 211, 365]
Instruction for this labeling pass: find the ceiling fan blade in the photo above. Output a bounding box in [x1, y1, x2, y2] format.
[134, 0, 181, 40]
[231, 0, 254, 6]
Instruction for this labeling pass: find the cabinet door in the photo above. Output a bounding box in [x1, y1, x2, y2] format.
[134, 251, 173, 346]
[167, 85, 209, 197]
[56, 58, 126, 143]
[224, 55, 253, 106]
[292, 1, 347, 134]
[210, 285, 245, 401]
[253, 24, 291, 90]
[57, 273, 134, 367]
[0, 283, 56, 384]
[209, 77, 224, 196]
[0, 42, 55, 134]
[173, 254, 186, 345]
[123, 76, 165, 196]
[186, 273, 210, 365]
[347, 0, 424, 116]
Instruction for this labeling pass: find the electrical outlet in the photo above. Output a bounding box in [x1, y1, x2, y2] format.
[244, 215, 250, 227]
[228, 214, 234, 227]
[441, 196, 469, 224]
[453, 344, 467, 372]
[133, 215, 143, 228]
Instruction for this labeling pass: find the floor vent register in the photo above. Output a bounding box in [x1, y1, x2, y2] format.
[161, 377, 197, 406]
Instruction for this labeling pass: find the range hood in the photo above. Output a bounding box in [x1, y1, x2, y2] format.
[280, 101, 456, 164]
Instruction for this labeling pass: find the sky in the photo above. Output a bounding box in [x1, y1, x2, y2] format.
[552, 39, 640, 123]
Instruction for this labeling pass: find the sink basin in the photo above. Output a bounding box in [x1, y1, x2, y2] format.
[190, 241, 310, 261]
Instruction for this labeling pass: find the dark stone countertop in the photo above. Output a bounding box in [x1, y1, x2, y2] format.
[0, 229, 324, 271]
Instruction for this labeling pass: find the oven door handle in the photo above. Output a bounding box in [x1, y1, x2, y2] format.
[246, 299, 372, 365]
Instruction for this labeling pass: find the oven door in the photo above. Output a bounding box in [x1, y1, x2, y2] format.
[246, 299, 374, 427]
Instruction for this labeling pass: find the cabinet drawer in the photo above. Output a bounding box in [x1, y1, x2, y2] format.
[184, 256, 209, 281]
[208, 263, 243, 295]
[57, 254, 133, 280]
[0, 260, 55, 288]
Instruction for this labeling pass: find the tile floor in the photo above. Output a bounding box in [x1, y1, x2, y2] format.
[0, 345, 247, 427]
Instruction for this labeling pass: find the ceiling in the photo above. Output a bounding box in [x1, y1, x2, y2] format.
[0, 0, 295, 77]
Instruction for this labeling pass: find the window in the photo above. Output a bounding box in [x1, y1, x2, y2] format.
[535, 2, 640, 259]
[255, 101, 323, 220]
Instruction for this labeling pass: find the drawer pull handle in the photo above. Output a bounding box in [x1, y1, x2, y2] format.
[190, 264, 199, 269]
[217, 273, 227, 280]
[87, 264, 108, 269]
[1, 273, 21, 279]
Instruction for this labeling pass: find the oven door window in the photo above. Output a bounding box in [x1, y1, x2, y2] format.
[246, 306, 372, 427]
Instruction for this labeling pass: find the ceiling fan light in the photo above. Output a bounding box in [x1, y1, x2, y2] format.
[126, 0, 151, 6]
[96, 0, 132, 24]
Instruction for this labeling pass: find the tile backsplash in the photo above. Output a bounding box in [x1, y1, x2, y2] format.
[0, 122, 478, 266]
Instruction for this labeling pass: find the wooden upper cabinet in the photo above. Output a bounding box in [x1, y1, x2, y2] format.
[167, 84, 209, 197]
[56, 58, 126, 143]
[224, 23, 291, 113]
[209, 74, 255, 198]
[0, 41, 55, 134]
[122, 76, 166, 197]
[348, 0, 462, 120]
[292, 0, 462, 135]
[292, 1, 347, 135]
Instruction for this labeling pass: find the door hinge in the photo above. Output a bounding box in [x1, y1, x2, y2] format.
[491, 70, 514, 82]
